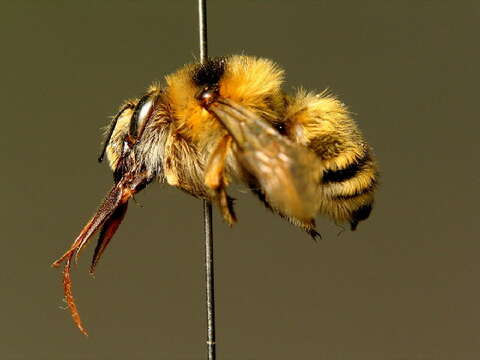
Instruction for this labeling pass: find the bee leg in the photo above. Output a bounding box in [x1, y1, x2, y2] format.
[204, 135, 237, 225]
[215, 188, 237, 226]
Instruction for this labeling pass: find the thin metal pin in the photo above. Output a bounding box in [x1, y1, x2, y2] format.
[198, 1, 216, 360]
[199, 0, 208, 62]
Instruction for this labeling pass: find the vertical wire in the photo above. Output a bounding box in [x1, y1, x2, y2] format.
[203, 200, 215, 360]
[198, 1, 216, 359]
[199, 0, 208, 63]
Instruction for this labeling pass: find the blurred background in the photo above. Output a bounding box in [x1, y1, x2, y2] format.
[1, 1, 478, 359]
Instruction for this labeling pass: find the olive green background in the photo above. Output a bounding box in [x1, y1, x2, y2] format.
[1, 1, 478, 359]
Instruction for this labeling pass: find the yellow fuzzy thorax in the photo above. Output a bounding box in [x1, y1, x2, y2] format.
[165, 55, 285, 146]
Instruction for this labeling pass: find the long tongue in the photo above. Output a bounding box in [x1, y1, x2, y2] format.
[52, 172, 150, 336]
[52, 182, 126, 268]
[90, 201, 129, 274]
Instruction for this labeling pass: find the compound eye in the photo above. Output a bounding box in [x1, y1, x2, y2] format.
[129, 92, 158, 139]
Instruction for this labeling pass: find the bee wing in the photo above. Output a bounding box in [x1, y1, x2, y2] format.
[208, 98, 323, 221]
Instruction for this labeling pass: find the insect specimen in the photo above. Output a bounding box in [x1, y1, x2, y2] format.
[53, 55, 378, 335]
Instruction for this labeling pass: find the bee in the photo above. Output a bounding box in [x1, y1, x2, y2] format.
[52, 55, 378, 335]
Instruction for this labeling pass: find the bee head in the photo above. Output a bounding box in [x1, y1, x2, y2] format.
[53, 90, 164, 284]
[99, 90, 162, 178]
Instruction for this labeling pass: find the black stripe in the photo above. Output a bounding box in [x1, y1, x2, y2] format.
[322, 152, 371, 184]
[333, 177, 377, 200]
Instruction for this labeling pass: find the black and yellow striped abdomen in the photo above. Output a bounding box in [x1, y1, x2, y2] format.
[285, 91, 378, 230]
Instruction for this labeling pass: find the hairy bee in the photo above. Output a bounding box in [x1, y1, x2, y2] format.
[53, 55, 378, 335]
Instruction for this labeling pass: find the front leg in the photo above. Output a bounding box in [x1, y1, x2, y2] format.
[204, 135, 237, 225]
